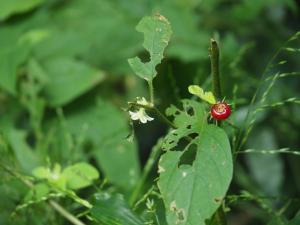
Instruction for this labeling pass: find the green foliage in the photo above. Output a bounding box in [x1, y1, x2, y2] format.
[8, 129, 41, 173]
[188, 85, 217, 104]
[128, 14, 172, 81]
[289, 211, 300, 225]
[91, 192, 144, 225]
[0, 28, 30, 94]
[158, 100, 233, 224]
[62, 98, 140, 190]
[0, 0, 44, 20]
[33, 162, 99, 190]
[62, 162, 99, 190]
[0, 0, 299, 225]
[42, 58, 105, 107]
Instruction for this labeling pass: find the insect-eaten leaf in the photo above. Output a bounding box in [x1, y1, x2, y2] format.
[188, 85, 216, 104]
[158, 99, 232, 225]
[128, 14, 172, 81]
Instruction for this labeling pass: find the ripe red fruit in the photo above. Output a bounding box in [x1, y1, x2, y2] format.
[210, 102, 231, 120]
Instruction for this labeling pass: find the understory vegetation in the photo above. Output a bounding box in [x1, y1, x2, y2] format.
[0, 0, 299, 225]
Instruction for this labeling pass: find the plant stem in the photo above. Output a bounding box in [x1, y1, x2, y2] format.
[208, 39, 227, 225]
[129, 139, 163, 206]
[209, 39, 222, 100]
[148, 80, 154, 104]
[152, 107, 177, 129]
[49, 201, 86, 225]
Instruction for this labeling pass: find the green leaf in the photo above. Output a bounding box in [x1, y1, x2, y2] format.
[156, 1, 210, 61]
[158, 100, 233, 225]
[42, 57, 105, 106]
[0, 28, 30, 95]
[245, 128, 283, 195]
[62, 162, 99, 190]
[7, 129, 41, 173]
[128, 14, 172, 81]
[0, 0, 45, 21]
[32, 164, 67, 190]
[24, 183, 50, 202]
[90, 192, 144, 225]
[32, 167, 51, 179]
[188, 85, 216, 104]
[62, 98, 140, 190]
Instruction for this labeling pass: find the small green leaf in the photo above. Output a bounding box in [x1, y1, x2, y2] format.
[24, 183, 50, 202]
[90, 192, 144, 225]
[188, 85, 216, 104]
[32, 167, 51, 179]
[32, 164, 66, 190]
[62, 162, 99, 190]
[128, 14, 172, 81]
[158, 100, 233, 225]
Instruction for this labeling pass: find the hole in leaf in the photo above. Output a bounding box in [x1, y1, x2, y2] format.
[186, 125, 192, 129]
[170, 137, 190, 152]
[188, 132, 199, 139]
[214, 197, 222, 204]
[140, 51, 150, 63]
[177, 209, 185, 222]
[178, 144, 197, 166]
[187, 107, 194, 116]
[168, 140, 175, 145]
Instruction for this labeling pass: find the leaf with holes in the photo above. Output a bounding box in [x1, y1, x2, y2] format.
[128, 14, 172, 81]
[157, 99, 233, 225]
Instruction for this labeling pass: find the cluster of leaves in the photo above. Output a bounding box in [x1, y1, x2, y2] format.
[0, 0, 300, 225]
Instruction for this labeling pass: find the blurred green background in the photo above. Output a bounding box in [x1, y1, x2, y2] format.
[0, 0, 299, 224]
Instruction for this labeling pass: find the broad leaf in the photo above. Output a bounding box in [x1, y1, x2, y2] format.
[42, 57, 105, 106]
[90, 192, 144, 225]
[158, 100, 233, 225]
[62, 162, 99, 190]
[0, 28, 30, 95]
[128, 14, 172, 81]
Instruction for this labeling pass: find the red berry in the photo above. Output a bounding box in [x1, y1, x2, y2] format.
[210, 102, 231, 120]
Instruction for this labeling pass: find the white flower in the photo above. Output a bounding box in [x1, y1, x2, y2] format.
[129, 108, 154, 123]
[136, 97, 151, 106]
